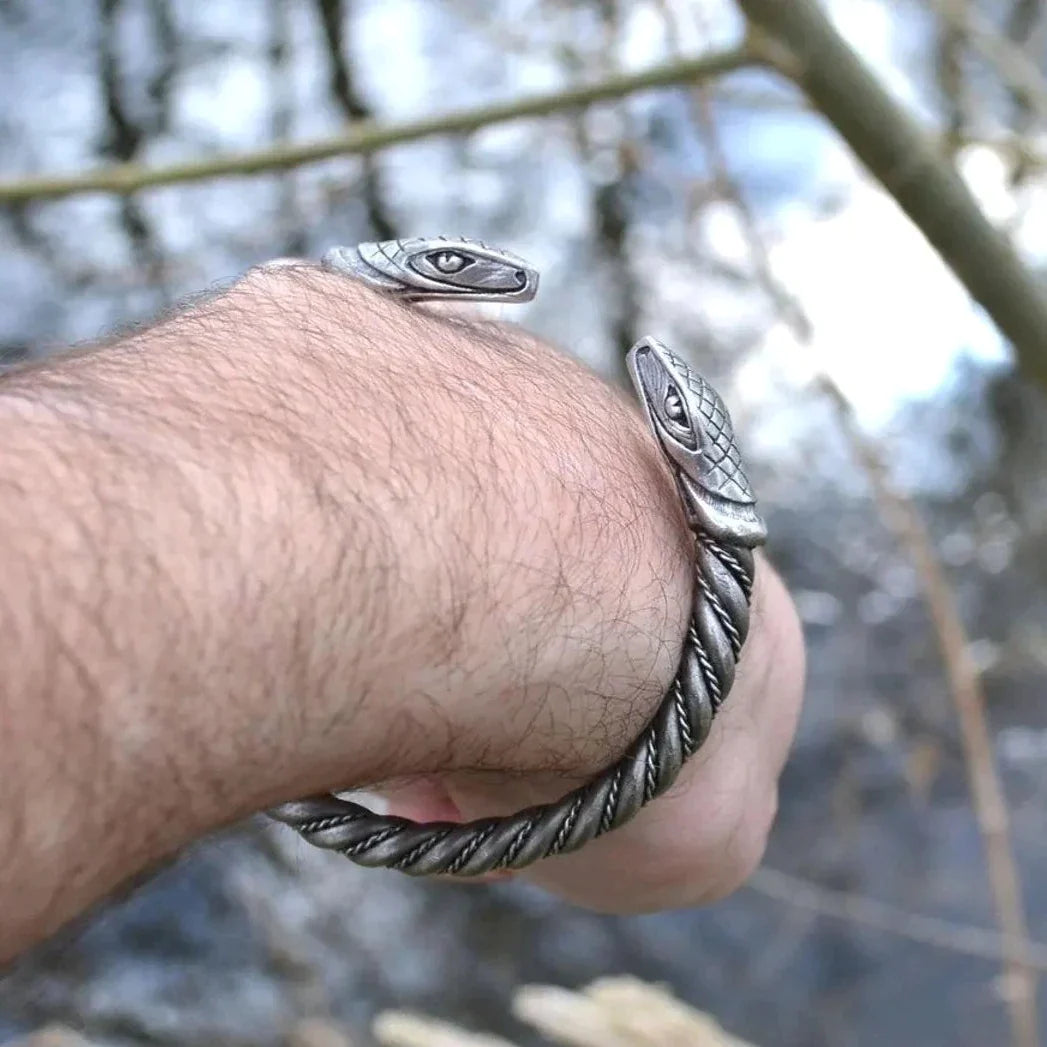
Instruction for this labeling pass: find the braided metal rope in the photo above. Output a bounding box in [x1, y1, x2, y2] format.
[268, 238, 765, 876]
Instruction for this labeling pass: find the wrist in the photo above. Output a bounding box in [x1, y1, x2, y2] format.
[227, 266, 694, 793]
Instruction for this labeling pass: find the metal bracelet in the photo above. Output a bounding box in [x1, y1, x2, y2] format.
[268, 237, 766, 876]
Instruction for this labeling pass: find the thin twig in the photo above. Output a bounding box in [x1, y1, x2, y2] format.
[0, 47, 756, 204]
[750, 868, 1047, 972]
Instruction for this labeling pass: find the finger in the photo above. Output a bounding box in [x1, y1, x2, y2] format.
[376, 776, 517, 885]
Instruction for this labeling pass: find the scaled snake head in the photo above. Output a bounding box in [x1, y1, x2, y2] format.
[627, 337, 767, 547]
[323, 237, 539, 303]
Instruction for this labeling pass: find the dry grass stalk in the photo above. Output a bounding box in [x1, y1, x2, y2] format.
[819, 381, 1040, 1047]
[374, 978, 755, 1047]
[513, 978, 755, 1047]
[373, 1012, 518, 1047]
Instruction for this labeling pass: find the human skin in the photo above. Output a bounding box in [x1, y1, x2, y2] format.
[0, 265, 804, 962]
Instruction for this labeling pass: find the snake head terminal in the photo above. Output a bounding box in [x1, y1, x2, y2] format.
[627, 336, 766, 547]
[323, 237, 539, 304]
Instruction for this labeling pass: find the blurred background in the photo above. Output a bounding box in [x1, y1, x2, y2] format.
[1, 0, 1046, 1044]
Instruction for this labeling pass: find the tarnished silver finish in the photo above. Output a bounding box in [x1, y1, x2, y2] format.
[323, 237, 539, 303]
[269, 240, 765, 876]
[628, 338, 767, 548]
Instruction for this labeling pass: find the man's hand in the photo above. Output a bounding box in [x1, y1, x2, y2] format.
[386, 557, 801, 913]
[0, 265, 803, 959]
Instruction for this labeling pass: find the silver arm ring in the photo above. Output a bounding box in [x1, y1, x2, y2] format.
[268, 238, 767, 876]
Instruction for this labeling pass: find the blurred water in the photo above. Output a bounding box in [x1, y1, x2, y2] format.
[2, 2, 1046, 1045]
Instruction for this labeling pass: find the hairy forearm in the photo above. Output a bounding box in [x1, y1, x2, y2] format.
[0, 268, 694, 957]
[0, 280, 353, 952]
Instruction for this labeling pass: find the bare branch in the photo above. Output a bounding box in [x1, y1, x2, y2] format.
[749, 868, 1047, 973]
[0, 47, 756, 205]
[737, 0, 1047, 392]
[513, 979, 756, 1047]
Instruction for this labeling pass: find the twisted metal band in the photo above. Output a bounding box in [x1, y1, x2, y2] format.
[268, 237, 767, 876]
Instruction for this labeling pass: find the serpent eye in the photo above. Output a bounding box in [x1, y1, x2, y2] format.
[428, 250, 472, 275]
[664, 385, 689, 426]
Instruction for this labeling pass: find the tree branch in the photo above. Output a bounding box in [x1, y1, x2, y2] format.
[737, 0, 1047, 392]
[0, 47, 755, 205]
[749, 868, 1047, 973]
